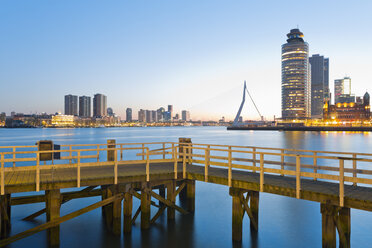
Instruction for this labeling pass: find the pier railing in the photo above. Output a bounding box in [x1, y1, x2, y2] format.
[1, 141, 372, 207]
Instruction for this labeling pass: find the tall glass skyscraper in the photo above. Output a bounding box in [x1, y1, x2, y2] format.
[281, 28, 310, 119]
[79, 96, 91, 118]
[93, 93, 107, 118]
[64, 94, 78, 116]
[309, 54, 329, 118]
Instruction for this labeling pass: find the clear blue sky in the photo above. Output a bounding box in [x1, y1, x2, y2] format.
[1, 0, 372, 121]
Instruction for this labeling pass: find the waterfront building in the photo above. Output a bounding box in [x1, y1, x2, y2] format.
[168, 105, 173, 121]
[182, 110, 190, 121]
[64, 94, 78, 116]
[52, 114, 75, 127]
[145, 110, 152, 123]
[126, 108, 132, 122]
[323, 92, 370, 121]
[309, 54, 329, 118]
[281, 28, 311, 119]
[152, 110, 158, 123]
[79, 96, 91, 118]
[107, 107, 114, 117]
[138, 109, 145, 122]
[335, 77, 352, 103]
[157, 107, 165, 122]
[93, 94, 107, 118]
[164, 111, 171, 122]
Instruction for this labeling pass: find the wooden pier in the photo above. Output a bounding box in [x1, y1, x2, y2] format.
[1, 137, 372, 247]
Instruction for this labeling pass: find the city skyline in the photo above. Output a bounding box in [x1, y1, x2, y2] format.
[1, 1, 372, 121]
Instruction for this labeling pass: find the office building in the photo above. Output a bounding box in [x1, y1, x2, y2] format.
[157, 107, 165, 122]
[145, 110, 152, 123]
[93, 94, 107, 118]
[309, 54, 329, 118]
[126, 108, 132, 122]
[64, 95, 78, 116]
[182, 110, 190, 121]
[107, 107, 114, 117]
[335, 77, 352, 103]
[79, 96, 91, 118]
[281, 28, 311, 119]
[138, 109, 145, 122]
[168, 105, 173, 120]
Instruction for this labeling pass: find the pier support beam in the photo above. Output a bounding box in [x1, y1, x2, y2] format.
[0, 194, 11, 238]
[159, 185, 165, 207]
[230, 188, 243, 242]
[141, 183, 151, 229]
[45, 189, 61, 247]
[337, 207, 351, 248]
[249, 191, 259, 232]
[321, 203, 338, 248]
[167, 181, 176, 220]
[320, 203, 351, 248]
[111, 185, 122, 235]
[123, 186, 133, 234]
[186, 180, 195, 213]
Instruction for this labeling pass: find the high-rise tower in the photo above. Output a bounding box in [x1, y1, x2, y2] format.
[64, 94, 78, 116]
[93, 94, 107, 118]
[281, 28, 311, 119]
[309, 54, 329, 118]
[79, 96, 91, 118]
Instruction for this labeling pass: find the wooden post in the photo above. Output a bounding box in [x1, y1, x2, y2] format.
[321, 203, 337, 248]
[107, 139, 116, 162]
[204, 147, 210, 182]
[102, 186, 113, 227]
[1, 154, 4, 195]
[352, 154, 357, 186]
[146, 148, 150, 181]
[12, 147, 16, 168]
[97, 145, 100, 162]
[0, 194, 11, 238]
[280, 149, 284, 176]
[162, 143, 166, 160]
[313, 152, 317, 181]
[141, 183, 151, 229]
[229, 188, 243, 242]
[186, 180, 195, 213]
[111, 185, 121, 235]
[228, 146, 232, 187]
[249, 191, 259, 232]
[173, 147, 177, 180]
[142, 144, 145, 160]
[339, 159, 344, 207]
[167, 180, 176, 220]
[252, 148, 256, 172]
[179, 138, 192, 180]
[45, 189, 61, 247]
[296, 155, 301, 199]
[260, 154, 264, 192]
[123, 187, 133, 233]
[77, 151, 81, 188]
[36, 152, 40, 192]
[338, 207, 351, 248]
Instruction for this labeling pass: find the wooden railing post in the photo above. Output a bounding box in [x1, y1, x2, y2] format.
[183, 151, 186, 179]
[228, 146, 232, 187]
[69, 145, 72, 164]
[171, 143, 174, 160]
[296, 155, 301, 199]
[12, 147, 16, 168]
[173, 146, 178, 179]
[339, 159, 344, 207]
[260, 154, 264, 192]
[146, 148, 150, 182]
[280, 149, 284, 176]
[120, 145, 123, 161]
[1, 153, 4, 195]
[252, 147, 257, 172]
[36, 152, 40, 192]
[352, 154, 357, 186]
[96, 145, 100, 162]
[313, 152, 317, 181]
[142, 144, 145, 160]
[162, 143, 166, 160]
[205, 147, 210, 182]
[77, 151, 81, 188]
[178, 138, 192, 178]
[114, 149, 118, 184]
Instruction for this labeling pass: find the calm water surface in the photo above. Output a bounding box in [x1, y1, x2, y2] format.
[1, 127, 372, 248]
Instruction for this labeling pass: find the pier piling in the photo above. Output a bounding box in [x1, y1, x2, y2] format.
[45, 189, 61, 247]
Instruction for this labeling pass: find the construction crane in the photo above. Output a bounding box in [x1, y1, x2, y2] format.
[232, 81, 264, 126]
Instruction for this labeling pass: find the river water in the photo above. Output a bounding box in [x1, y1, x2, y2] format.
[0, 127, 372, 248]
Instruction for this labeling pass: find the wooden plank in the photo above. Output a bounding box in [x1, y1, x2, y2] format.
[146, 189, 188, 214]
[0, 194, 123, 247]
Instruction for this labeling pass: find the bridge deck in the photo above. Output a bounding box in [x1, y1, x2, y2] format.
[4, 162, 372, 211]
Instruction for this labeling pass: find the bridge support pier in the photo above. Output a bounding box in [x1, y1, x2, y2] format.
[186, 180, 195, 213]
[123, 186, 133, 234]
[111, 185, 122, 235]
[45, 189, 61, 247]
[167, 181, 176, 220]
[320, 203, 350, 248]
[0, 194, 11, 239]
[249, 191, 259, 232]
[141, 183, 151, 229]
[230, 188, 243, 241]
[159, 185, 165, 207]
